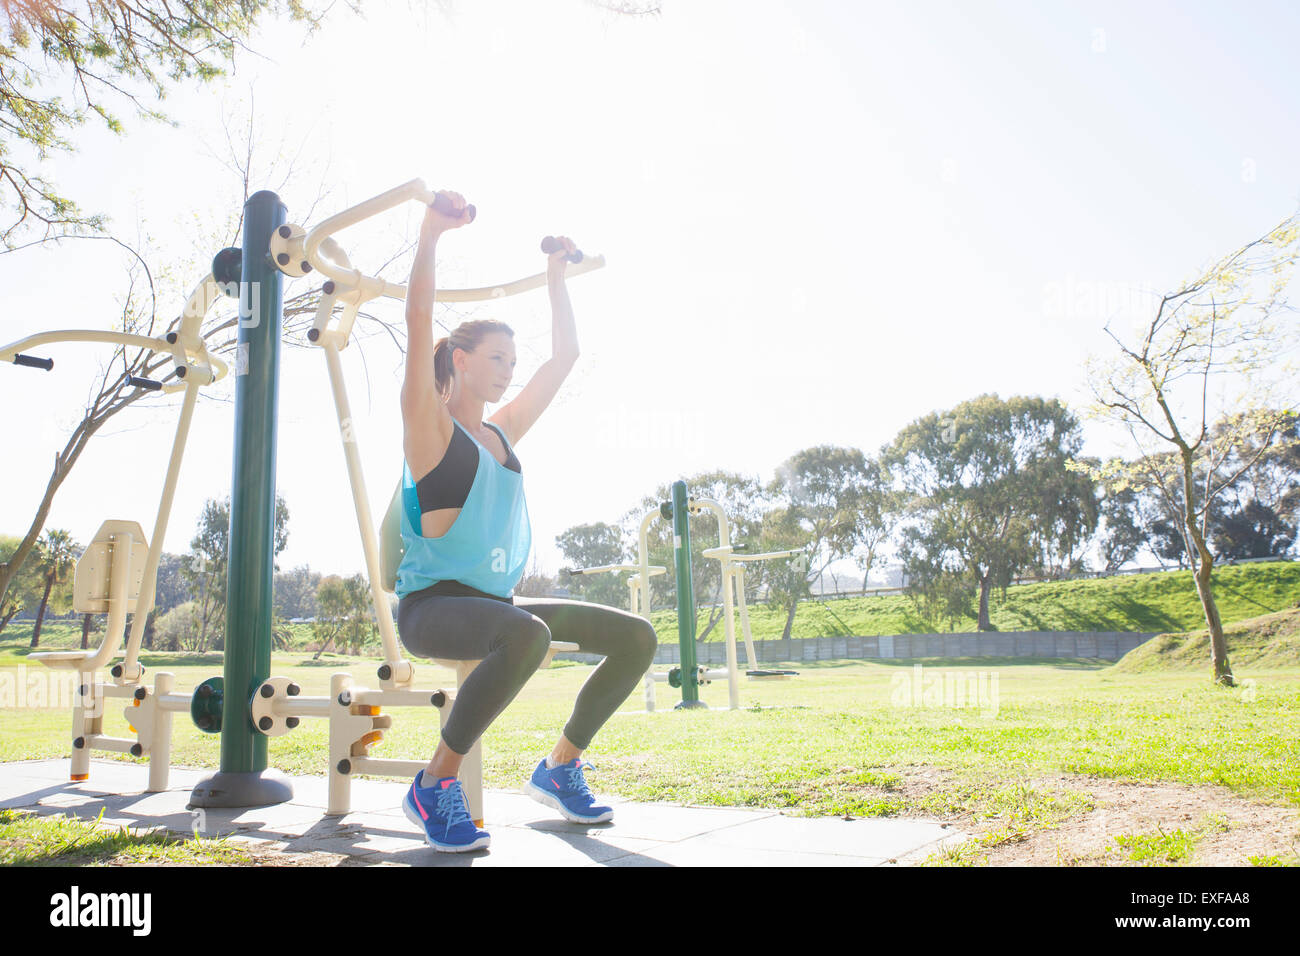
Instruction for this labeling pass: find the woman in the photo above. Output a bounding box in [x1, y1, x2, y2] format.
[397, 191, 657, 852]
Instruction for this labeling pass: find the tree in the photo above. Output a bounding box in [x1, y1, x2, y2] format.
[751, 504, 813, 641]
[0, 533, 45, 633]
[183, 493, 289, 652]
[274, 564, 322, 620]
[153, 600, 199, 652]
[151, 552, 193, 615]
[557, 522, 630, 608]
[29, 528, 78, 647]
[513, 555, 558, 599]
[139, 551, 192, 649]
[1095, 463, 1151, 572]
[1212, 500, 1294, 560]
[0, 0, 332, 246]
[852, 457, 904, 591]
[79, 609, 102, 650]
[762, 447, 881, 641]
[312, 574, 375, 658]
[1081, 212, 1300, 684]
[896, 545, 976, 631]
[1206, 409, 1300, 559]
[886, 394, 1098, 631]
[0, 95, 397, 620]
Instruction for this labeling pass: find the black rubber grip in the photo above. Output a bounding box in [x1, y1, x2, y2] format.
[13, 353, 53, 371]
[430, 193, 476, 223]
[127, 376, 162, 391]
[541, 236, 584, 263]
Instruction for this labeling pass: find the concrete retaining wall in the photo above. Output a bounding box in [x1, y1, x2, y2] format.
[555, 631, 1158, 665]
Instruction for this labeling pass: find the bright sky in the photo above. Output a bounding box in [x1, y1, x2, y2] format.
[2, 0, 1299, 581]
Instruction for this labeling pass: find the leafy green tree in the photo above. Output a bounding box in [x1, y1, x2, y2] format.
[751, 505, 813, 641]
[0, 0, 330, 245]
[557, 522, 630, 608]
[758, 446, 898, 640]
[78, 609, 102, 650]
[886, 394, 1098, 631]
[274, 564, 322, 620]
[895, 546, 975, 631]
[183, 493, 289, 652]
[0, 533, 45, 633]
[1082, 206, 1300, 687]
[1206, 409, 1300, 558]
[313, 573, 375, 658]
[1096, 463, 1152, 572]
[153, 600, 199, 652]
[151, 552, 192, 614]
[1212, 500, 1294, 559]
[29, 528, 79, 647]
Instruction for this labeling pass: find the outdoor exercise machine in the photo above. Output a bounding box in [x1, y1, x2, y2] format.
[5, 179, 606, 824]
[2, 277, 231, 786]
[566, 480, 801, 711]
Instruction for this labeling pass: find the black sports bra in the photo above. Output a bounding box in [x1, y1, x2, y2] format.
[415, 421, 520, 514]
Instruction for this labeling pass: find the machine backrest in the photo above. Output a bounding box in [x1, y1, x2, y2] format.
[379, 479, 405, 594]
[75, 520, 150, 614]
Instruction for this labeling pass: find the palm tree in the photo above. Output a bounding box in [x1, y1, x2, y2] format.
[30, 529, 79, 648]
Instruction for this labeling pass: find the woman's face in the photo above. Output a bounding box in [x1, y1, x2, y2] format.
[455, 331, 516, 403]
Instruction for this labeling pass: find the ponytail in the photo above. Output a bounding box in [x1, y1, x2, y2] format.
[433, 335, 456, 400]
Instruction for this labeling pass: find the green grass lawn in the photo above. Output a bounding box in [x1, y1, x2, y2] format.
[3, 651, 1297, 819]
[0, 808, 263, 866]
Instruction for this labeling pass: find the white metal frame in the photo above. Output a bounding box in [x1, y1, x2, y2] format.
[1, 276, 229, 680]
[2, 276, 229, 782]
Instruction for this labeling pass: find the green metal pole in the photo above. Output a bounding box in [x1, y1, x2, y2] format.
[670, 480, 707, 710]
[191, 189, 292, 808]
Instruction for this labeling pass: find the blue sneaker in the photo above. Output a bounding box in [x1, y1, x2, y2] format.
[402, 774, 491, 852]
[527, 758, 614, 824]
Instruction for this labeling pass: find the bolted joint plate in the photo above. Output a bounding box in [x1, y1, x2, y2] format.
[250, 675, 302, 737]
[190, 676, 224, 734]
[268, 223, 311, 277]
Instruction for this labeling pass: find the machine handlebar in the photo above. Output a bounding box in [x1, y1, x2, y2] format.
[541, 236, 584, 264]
[13, 353, 53, 371]
[430, 192, 476, 223]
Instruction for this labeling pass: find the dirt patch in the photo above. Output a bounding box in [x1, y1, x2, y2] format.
[215, 840, 366, 867]
[882, 767, 1300, 866]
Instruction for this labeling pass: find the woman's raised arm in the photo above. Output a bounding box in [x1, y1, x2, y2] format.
[402, 193, 471, 471]
[489, 236, 581, 446]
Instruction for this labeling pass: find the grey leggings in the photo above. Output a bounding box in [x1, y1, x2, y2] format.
[397, 581, 658, 754]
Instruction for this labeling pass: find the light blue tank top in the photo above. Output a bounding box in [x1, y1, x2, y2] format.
[395, 418, 532, 600]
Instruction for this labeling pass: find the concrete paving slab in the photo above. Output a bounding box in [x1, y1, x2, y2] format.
[0, 759, 74, 783]
[276, 773, 419, 814]
[547, 798, 780, 843]
[285, 823, 678, 868]
[0, 776, 74, 807]
[695, 813, 959, 861]
[184, 805, 331, 840]
[1, 759, 968, 867]
[602, 839, 881, 867]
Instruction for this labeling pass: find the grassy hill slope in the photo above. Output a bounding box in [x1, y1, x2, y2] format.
[650, 560, 1300, 641]
[1112, 605, 1300, 673]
